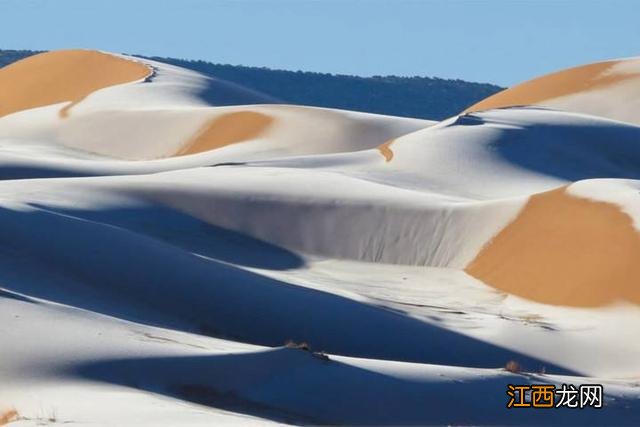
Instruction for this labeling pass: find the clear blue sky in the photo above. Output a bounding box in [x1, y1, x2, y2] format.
[1, 0, 639, 86]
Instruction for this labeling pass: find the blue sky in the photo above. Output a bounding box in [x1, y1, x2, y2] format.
[1, 0, 638, 86]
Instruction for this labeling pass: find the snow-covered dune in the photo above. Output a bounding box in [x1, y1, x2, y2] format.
[0, 50, 430, 160]
[465, 57, 640, 125]
[0, 49, 152, 118]
[1, 50, 640, 425]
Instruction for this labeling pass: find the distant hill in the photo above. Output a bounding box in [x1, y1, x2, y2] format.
[0, 49, 503, 120]
[0, 49, 39, 69]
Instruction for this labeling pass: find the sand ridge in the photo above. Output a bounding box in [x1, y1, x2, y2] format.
[464, 59, 640, 113]
[0, 49, 151, 118]
[175, 110, 275, 156]
[466, 185, 640, 307]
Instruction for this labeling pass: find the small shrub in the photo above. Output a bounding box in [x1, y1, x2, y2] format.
[504, 360, 522, 373]
[285, 340, 310, 351]
[285, 341, 331, 361]
[0, 408, 18, 425]
[312, 351, 330, 362]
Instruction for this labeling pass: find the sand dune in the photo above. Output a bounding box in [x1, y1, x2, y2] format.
[0, 49, 151, 118]
[0, 50, 431, 160]
[465, 57, 640, 125]
[465, 60, 625, 111]
[176, 111, 275, 156]
[466, 183, 640, 306]
[2, 51, 640, 425]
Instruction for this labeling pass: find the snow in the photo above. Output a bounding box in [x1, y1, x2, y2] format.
[1, 50, 640, 425]
[0, 53, 431, 160]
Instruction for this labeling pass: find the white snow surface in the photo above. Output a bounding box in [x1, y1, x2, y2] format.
[542, 57, 640, 125]
[1, 52, 640, 426]
[0, 53, 430, 160]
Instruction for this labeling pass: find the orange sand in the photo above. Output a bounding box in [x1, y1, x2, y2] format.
[0, 409, 18, 425]
[465, 60, 639, 113]
[176, 111, 274, 156]
[0, 49, 151, 118]
[466, 186, 640, 307]
[377, 138, 395, 162]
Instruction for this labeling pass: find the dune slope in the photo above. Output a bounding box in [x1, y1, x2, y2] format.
[466, 183, 640, 306]
[0, 50, 431, 160]
[1, 50, 640, 425]
[465, 57, 640, 125]
[0, 49, 151, 118]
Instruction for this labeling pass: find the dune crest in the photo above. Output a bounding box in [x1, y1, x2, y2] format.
[176, 111, 274, 156]
[465, 60, 625, 112]
[466, 185, 640, 307]
[464, 57, 640, 126]
[0, 49, 151, 118]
